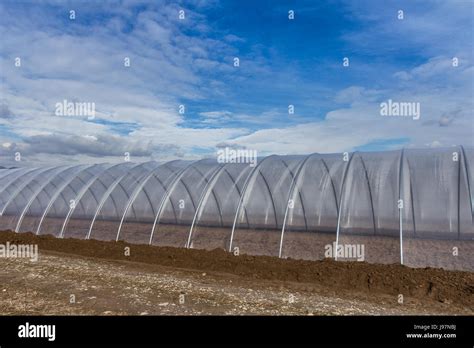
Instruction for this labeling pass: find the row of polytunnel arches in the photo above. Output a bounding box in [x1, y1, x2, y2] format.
[0, 147, 473, 271]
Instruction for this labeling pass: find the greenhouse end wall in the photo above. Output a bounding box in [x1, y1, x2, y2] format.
[0, 147, 472, 271]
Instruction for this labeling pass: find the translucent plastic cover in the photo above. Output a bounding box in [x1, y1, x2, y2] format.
[0, 147, 472, 271]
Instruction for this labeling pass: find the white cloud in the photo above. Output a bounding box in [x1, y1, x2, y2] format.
[0, 1, 472, 166]
[226, 65, 474, 154]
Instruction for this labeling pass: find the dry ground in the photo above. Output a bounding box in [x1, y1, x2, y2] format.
[0, 231, 472, 315]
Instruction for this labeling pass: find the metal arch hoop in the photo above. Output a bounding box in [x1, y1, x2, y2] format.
[115, 161, 183, 242]
[59, 163, 129, 239]
[35, 164, 95, 235]
[0, 168, 38, 202]
[228, 155, 278, 252]
[319, 157, 339, 215]
[14, 166, 78, 233]
[358, 155, 377, 235]
[398, 148, 405, 265]
[148, 160, 201, 245]
[0, 167, 25, 182]
[279, 153, 315, 258]
[276, 158, 305, 228]
[86, 162, 148, 240]
[107, 164, 160, 223]
[125, 161, 183, 226]
[0, 167, 54, 216]
[457, 145, 473, 239]
[334, 152, 355, 261]
[404, 154, 417, 237]
[222, 167, 252, 228]
[186, 163, 226, 248]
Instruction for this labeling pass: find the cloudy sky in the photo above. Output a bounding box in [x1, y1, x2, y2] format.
[0, 0, 473, 166]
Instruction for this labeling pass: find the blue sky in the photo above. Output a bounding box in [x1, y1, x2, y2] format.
[0, 0, 473, 165]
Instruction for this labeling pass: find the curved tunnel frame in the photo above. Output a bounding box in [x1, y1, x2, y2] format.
[0, 147, 472, 266]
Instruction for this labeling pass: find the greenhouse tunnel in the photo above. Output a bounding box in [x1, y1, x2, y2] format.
[0, 147, 473, 271]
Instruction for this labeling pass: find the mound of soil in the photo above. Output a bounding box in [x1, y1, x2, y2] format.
[0, 230, 473, 310]
[8, 215, 474, 271]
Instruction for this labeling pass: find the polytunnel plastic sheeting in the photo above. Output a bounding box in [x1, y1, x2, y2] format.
[0, 168, 32, 213]
[0, 168, 38, 221]
[117, 160, 190, 244]
[0, 167, 34, 185]
[0, 167, 50, 214]
[88, 161, 161, 242]
[1, 147, 473, 272]
[336, 151, 401, 265]
[61, 162, 135, 239]
[35, 164, 110, 236]
[150, 159, 223, 248]
[188, 162, 254, 251]
[0, 166, 71, 231]
[230, 155, 306, 257]
[0, 167, 28, 183]
[337, 153, 377, 235]
[0, 168, 42, 192]
[462, 146, 474, 230]
[402, 147, 474, 271]
[280, 153, 342, 261]
[18, 165, 92, 233]
[1, 169, 14, 176]
[406, 148, 459, 237]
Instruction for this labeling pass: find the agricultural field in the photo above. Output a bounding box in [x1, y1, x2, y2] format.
[0, 230, 472, 316]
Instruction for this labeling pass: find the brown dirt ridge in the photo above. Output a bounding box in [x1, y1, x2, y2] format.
[0, 230, 473, 311]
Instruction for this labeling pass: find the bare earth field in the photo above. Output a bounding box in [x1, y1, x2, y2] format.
[0, 230, 473, 315]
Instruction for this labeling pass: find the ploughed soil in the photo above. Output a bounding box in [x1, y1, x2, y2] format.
[0, 230, 473, 315]
[9, 215, 474, 271]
